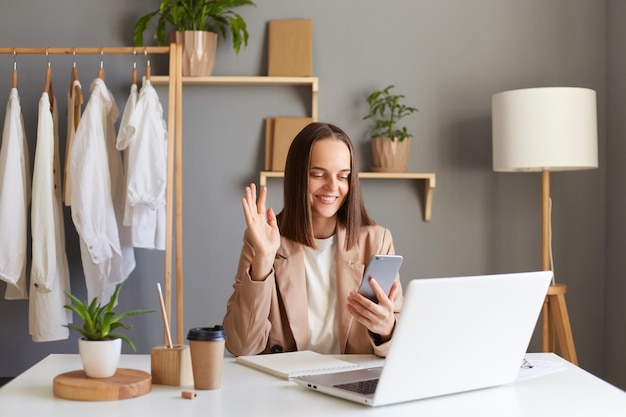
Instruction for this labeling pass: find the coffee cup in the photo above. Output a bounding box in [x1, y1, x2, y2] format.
[187, 325, 226, 390]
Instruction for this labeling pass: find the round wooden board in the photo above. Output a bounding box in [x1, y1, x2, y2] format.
[53, 368, 151, 401]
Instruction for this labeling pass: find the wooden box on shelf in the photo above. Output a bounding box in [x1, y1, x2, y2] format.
[267, 19, 313, 76]
[265, 116, 314, 171]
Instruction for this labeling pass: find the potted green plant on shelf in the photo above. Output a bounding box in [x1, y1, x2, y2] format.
[363, 84, 418, 172]
[133, 0, 255, 76]
[64, 283, 153, 378]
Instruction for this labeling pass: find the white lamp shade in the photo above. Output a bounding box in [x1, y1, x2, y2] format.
[492, 87, 598, 172]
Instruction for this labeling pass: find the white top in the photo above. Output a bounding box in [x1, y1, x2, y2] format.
[303, 235, 339, 354]
[116, 83, 138, 227]
[116, 80, 167, 250]
[70, 78, 135, 303]
[29, 93, 71, 341]
[63, 79, 82, 206]
[0, 88, 30, 299]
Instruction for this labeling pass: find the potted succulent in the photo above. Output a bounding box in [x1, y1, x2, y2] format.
[133, 0, 255, 76]
[64, 283, 153, 378]
[363, 84, 418, 172]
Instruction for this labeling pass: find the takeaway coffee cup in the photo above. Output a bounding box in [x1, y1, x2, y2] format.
[187, 325, 226, 390]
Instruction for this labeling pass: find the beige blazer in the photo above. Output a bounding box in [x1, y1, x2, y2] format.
[223, 225, 404, 357]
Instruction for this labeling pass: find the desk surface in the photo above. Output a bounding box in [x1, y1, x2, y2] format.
[1, 353, 625, 416]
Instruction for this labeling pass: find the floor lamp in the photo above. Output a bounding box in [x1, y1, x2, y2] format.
[492, 87, 598, 365]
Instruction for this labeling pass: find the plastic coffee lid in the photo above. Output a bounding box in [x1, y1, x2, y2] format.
[187, 325, 226, 341]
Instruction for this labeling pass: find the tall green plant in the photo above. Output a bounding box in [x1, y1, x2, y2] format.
[64, 283, 153, 352]
[133, 0, 255, 54]
[363, 85, 418, 142]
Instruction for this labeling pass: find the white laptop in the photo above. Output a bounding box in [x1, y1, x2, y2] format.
[293, 270, 552, 407]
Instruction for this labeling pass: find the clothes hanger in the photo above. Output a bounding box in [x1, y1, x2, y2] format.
[11, 49, 17, 89]
[43, 49, 51, 93]
[97, 48, 105, 80]
[69, 48, 83, 133]
[69, 48, 83, 105]
[144, 49, 151, 82]
[43, 48, 54, 111]
[132, 48, 137, 85]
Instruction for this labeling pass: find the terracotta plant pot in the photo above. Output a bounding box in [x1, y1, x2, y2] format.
[171, 30, 218, 76]
[78, 338, 121, 378]
[371, 137, 412, 172]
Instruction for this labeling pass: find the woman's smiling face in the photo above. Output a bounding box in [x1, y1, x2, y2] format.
[308, 138, 351, 237]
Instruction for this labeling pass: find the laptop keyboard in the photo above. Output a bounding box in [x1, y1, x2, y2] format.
[333, 378, 379, 395]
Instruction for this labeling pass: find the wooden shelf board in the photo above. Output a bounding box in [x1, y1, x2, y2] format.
[150, 75, 318, 91]
[259, 171, 436, 222]
[149, 75, 319, 120]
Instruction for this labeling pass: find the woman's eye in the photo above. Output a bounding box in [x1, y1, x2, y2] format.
[309, 172, 350, 180]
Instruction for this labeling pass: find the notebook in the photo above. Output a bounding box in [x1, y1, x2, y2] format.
[293, 270, 552, 407]
[236, 350, 362, 380]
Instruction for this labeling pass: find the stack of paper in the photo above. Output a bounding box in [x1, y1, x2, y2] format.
[236, 350, 363, 380]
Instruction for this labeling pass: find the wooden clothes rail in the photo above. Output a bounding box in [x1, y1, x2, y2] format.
[0, 46, 170, 55]
[0, 45, 185, 345]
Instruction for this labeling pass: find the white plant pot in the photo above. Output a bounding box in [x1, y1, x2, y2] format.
[78, 338, 122, 378]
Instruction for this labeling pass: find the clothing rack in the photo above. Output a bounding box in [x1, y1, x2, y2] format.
[0, 45, 185, 345]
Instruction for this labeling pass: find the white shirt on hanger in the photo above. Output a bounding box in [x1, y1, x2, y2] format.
[29, 93, 72, 342]
[116, 83, 138, 228]
[0, 88, 30, 300]
[70, 78, 135, 303]
[117, 80, 167, 250]
[63, 78, 82, 206]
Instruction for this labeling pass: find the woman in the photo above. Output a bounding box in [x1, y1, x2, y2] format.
[223, 122, 403, 357]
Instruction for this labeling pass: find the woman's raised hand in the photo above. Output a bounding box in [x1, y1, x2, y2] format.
[241, 184, 281, 280]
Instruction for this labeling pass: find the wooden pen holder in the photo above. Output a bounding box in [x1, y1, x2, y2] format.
[151, 344, 193, 386]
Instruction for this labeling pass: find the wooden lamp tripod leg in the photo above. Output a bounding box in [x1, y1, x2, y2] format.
[541, 170, 578, 365]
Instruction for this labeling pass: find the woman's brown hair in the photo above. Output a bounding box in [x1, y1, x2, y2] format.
[277, 122, 375, 250]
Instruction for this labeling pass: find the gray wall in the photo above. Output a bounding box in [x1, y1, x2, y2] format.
[606, 0, 626, 389]
[0, 0, 620, 388]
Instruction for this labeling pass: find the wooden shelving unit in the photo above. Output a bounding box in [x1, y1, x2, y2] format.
[259, 171, 436, 222]
[150, 75, 319, 120]
[149, 75, 436, 221]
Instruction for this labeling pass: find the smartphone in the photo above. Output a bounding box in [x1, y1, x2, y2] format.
[358, 255, 403, 302]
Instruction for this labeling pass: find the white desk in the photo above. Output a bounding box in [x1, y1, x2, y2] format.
[1, 353, 625, 416]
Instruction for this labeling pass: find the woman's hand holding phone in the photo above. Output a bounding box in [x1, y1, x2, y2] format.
[347, 255, 403, 342]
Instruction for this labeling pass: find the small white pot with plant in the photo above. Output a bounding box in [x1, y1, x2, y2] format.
[363, 84, 418, 172]
[64, 283, 153, 378]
